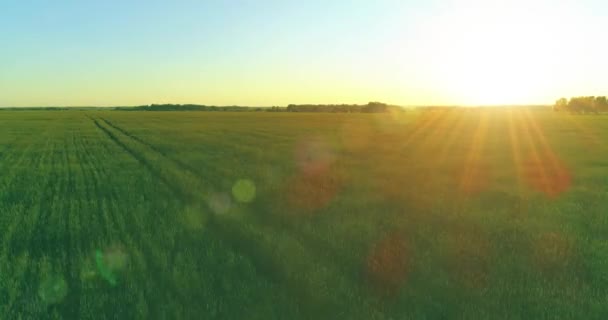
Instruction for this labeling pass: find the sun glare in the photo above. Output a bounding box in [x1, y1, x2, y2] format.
[417, 1, 573, 105]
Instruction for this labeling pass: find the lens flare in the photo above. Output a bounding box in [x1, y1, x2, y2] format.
[207, 192, 232, 214]
[96, 246, 128, 286]
[365, 232, 410, 296]
[232, 179, 256, 203]
[38, 275, 68, 306]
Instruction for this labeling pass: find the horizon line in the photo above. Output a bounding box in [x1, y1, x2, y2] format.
[0, 103, 552, 109]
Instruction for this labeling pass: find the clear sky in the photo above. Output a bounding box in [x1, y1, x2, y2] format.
[1, 0, 606, 107]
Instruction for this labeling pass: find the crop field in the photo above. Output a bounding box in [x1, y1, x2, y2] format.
[0, 109, 607, 319]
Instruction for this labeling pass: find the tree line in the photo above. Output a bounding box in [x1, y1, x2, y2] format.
[113, 102, 401, 113]
[285, 102, 399, 113]
[554, 96, 608, 113]
[115, 104, 252, 111]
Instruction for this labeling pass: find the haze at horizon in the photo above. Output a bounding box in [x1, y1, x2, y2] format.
[1, 0, 607, 107]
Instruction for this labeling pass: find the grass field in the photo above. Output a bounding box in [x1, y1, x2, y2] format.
[0, 108, 607, 319]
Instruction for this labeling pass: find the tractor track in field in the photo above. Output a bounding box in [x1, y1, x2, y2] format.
[77, 131, 128, 247]
[87, 115, 381, 317]
[76, 129, 160, 318]
[99, 117, 204, 177]
[89, 116, 197, 312]
[79, 127, 171, 316]
[98, 117, 229, 189]
[90, 116, 325, 305]
[90, 117, 183, 200]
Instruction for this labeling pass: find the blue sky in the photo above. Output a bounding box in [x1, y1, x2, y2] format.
[1, 0, 606, 106]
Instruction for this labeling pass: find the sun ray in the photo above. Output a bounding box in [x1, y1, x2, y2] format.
[523, 109, 571, 197]
[401, 109, 449, 148]
[523, 109, 559, 166]
[427, 109, 463, 150]
[516, 109, 551, 194]
[558, 113, 603, 150]
[436, 109, 468, 167]
[410, 110, 457, 158]
[459, 111, 490, 194]
[507, 109, 525, 194]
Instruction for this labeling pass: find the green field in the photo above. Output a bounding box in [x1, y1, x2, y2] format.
[0, 109, 607, 319]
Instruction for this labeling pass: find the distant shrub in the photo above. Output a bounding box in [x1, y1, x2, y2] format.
[554, 96, 608, 114]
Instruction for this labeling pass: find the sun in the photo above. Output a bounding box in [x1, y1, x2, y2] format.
[440, 50, 542, 106]
[420, 2, 564, 105]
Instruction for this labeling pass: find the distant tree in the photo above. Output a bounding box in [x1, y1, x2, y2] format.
[554, 98, 568, 111]
[567, 97, 582, 113]
[562, 96, 597, 114]
[362, 102, 389, 113]
[595, 96, 608, 112]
